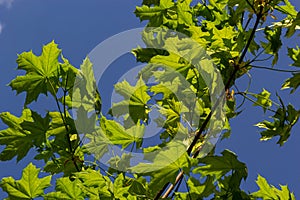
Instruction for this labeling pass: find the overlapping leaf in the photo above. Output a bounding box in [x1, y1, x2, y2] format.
[109, 77, 150, 125]
[0, 109, 49, 161]
[75, 169, 113, 199]
[72, 57, 102, 113]
[193, 150, 247, 181]
[44, 177, 85, 200]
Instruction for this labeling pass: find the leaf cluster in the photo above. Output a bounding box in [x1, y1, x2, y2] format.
[0, 0, 300, 199]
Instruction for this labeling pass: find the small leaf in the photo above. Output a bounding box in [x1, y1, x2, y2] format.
[282, 73, 300, 93]
[109, 77, 150, 125]
[251, 89, 272, 113]
[288, 46, 300, 67]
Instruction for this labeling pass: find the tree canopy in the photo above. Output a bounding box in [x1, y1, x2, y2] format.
[0, 0, 300, 199]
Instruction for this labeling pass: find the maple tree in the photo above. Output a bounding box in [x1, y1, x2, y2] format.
[1, 0, 300, 199]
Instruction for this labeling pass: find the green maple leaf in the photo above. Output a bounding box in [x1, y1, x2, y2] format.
[46, 111, 73, 136]
[112, 174, 134, 199]
[84, 128, 111, 160]
[135, 0, 174, 27]
[176, 0, 194, 26]
[109, 77, 150, 125]
[251, 175, 296, 200]
[256, 104, 299, 146]
[157, 98, 189, 127]
[193, 150, 247, 181]
[44, 177, 85, 200]
[128, 178, 147, 196]
[0, 163, 51, 200]
[150, 53, 191, 78]
[185, 25, 210, 46]
[261, 26, 282, 65]
[175, 176, 215, 199]
[9, 41, 61, 105]
[210, 24, 237, 50]
[285, 12, 300, 38]
[275, 0, 298, 17]
[102, 117, 145, 149]
[252, 89, 272, 113]
[72, 57, 102, 113]
[21, 111, 50, 146]
[150, 77, 182, 99]
[0, 109, 49, 161]
[75, 169, 113, 199]
[132, 152, 191, 194]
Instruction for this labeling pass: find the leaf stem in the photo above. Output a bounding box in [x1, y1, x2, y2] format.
[48, 77, 80, 172]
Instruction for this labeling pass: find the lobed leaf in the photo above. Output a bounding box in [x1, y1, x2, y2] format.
[0, 163, 51, 199]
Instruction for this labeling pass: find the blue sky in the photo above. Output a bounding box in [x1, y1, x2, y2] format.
[0, 0, 299, 198]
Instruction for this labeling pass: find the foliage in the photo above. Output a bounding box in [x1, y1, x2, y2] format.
[1, 0, 300, 199]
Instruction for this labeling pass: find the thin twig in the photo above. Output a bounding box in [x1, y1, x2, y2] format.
[235, 92, 277, 113]
[250, 65, 300, 73]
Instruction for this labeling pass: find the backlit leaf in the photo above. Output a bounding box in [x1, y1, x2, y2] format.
[44, 177, 85, 200]
[251, 89, 272, 113]
[252, 175, 296, 200]
[0, 163, 51, 199]
[9, 41, 61, 105]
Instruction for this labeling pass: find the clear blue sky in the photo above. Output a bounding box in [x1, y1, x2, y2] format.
[0, 0, 299, 198]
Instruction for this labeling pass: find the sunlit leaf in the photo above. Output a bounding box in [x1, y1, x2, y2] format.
[251, 175, 296, 200]
[1, 163, 51, 200]
[9, 41, 61, 105]
[251, 89, 272, 113]
[44, 177, 85, 200]
[282, 73, 300, 93]
[109, 77, 150, 125]
[288, 46, 300, 67]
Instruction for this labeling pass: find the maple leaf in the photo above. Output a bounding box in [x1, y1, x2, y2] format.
[1, 163, 51, 199]
[9, 41, 62, 105]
